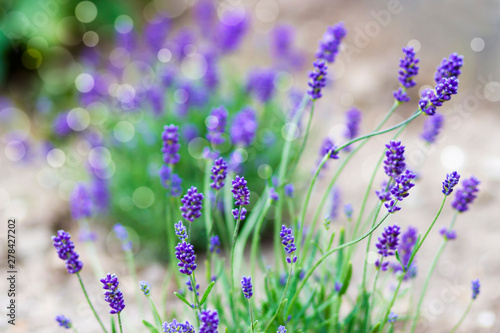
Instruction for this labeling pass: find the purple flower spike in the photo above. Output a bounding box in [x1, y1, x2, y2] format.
[388, 312, 398, 324]
[316, 22, 347, 63]
[199, 309, 219, 333]
[393, 87, 410, 103]
[175, 241, 197, 275]
[451, 176, 480, 212]
[162, 124, 181, 165]
[232, 207, 247, 221]
[160, 165, 183, 197]
[393, 46, 420, 102]
[392, 226, 418, 280]
[113, 223, 132, 251]
[375, 259, 390, 271]
[180, 187, 204, 222]
[230, 107, 258, 147]
[175, 221, 188, 241]
[55, 315, 72, 329]
[419, 77, 459, 116]
[241, 276, 253, 299]
[439, 227, 457, 240]
[435, 52, 464, 84]
[270, 187, 279, 202]
[277, 326, 287, 333]
[385, 169, 416, 213]
[247, 69, 276, 103]
[421, 113, 444, 143]
[383, 140, 406, 178]
[308, 60, 328, 101]
[471, 279, 480, 300]
[319, 138, 339, 160]
[375, 224, 401, 257]
[140, 281, 151, 296]
[442, 171, 460, 196]
[162, 319, 195, 333]
[209, 235, 221, 254]
[210, 157, 228, 191]
[272, 25, 294, 59]
[70, 183, 92, 220]
[186, 278, 200, 296]
[232, 175, 250, 206]
[100, 273, 126, 314]
[52, 230, 83, 274]
[376, 180, 393, 202]
[344, 107, 362, 141]
[280, 225, 297, 265]
[206, 106, 228, 145]
[334, 281, 343, 292]
[284, 184, 294, 198]
[214, 11, 248, 54]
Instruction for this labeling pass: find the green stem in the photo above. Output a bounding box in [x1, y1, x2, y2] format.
[148, 297, 163, 330]
[264, 265, 294, 333]
[288, 102, 315, 176]
[450, 300, 473, 333]
[230, 206, 243, 291]
[286, 212, 390, 316]
[365, 257, 383, 331]
[203, 159, 213, 253]
[380, 276, 404, 331]
[248, 299, 255, 333]
[361, 200, 385, 291]
[190, 273, 202, 315]
[76, 273, 108, 333]
[125, 249, 142, 318]
[250, 199, 272, 278]
[118, 313, 124, 333]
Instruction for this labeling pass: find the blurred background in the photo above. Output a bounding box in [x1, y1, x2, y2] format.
[0, 0, 499, 332]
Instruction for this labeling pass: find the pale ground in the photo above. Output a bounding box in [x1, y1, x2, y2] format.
[1, 0, 500, 332]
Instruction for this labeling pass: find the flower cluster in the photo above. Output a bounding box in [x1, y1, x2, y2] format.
[418, 77, 459, 116]
[277, 325, 287, 333]
[209, 235, 221, 254]
[284, 184, 294, 198]
[140, 281, 151, 296]
[451, 176, 480, 212]
[162, 124, 181, 164]
[162, 319, 195, 333]
[308, 60, 328, 101]
[471, 279, 480, 300]
[100, 273, 126, 314]
[241, 276, 253, 299]
[247, 69, 276, 103]
[186, 278, 200, 296]
[280, 225, 297, 264]
[434, 52, 464, 84]
[393, 46, 420, 102]
[315, 22, 347, 63]
[421, 113, 444, 144]
[113, 223, 132, 251]
[55, 315, 72, 329]
[70, 183, 92, 220]
[232, 175, 250, 206]
[230, 107, 257, 147]
[442, 171, 461, 196]
[393, 226, 418, 279]
[160, 165, 183, 197]
[175, 241, 197, 276]
[199, 309, 219, 333]
[344, 107, 362, 141]
[180, 186, 204, 222]
[52, 230, 83, 274]
[206, 106, 228, 145]
[383, 140, 406, 178]
[439, 227, 457, 240]
[175, 221, 188, 241]
[269, 187, 279, 202]
[319, 138, 339, 160]
[385, 169, 416, 213]
[375, 224, 401, 271]
[210, 157, 228, 191]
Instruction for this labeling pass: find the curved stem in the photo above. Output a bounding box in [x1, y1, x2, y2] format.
[286, 212, 390, 315]
[365, 257, 383, 330]
[264, 265, 293, 333]
[76, 273, 108, 333]
[380, 276, 404, 331]
[450, 301, 473, 333]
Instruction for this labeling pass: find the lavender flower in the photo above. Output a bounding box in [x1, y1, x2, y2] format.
[230, 107, 258, 147]
[186, 278, 200, 296]
[241, 276, 253, 299]
[419, 77, 459, 116]
[344, 203, 353, 219]
[210, 157, 228, 190]
[376, 180, 393, 202]
[232, 207, 247, 221]
[442, 171, 460, 196]
[280, 225, 297, 264]
[334, 281, 343, 292]
[344, 107, 362, 141]
[199, 309, 219, 333]
[91, 177, 110, 214]
[383, 140, 406, 178]
[144, 16, 170, 51]
[203, 51, 219, 91]
[434, 53, 464, 84]
[329, 187, 341, 221]
[284, 184, 294, 198]
[388, 312, 398, 323]
[140, 281, 151, 296]
[175, 221, 188, 241]
[385, 169, 416, 213]
[316, 22, 347, 63]
[232, 175, 250, 206]
[439, 227, 457, 240]
[55, 315, 72, 329]
[162, 319, 195, 333]
[113, 223, 132, 251]
[471, 279, 480, 300]
[247, 69, 276, 103]
[375, 224, 400, 271]
[52, 230, 83, 274]
[70, 183, 92, 220]
[194, 0, 215, 34]
[270, 187, 279, 202]
[209, 235, 221, 254]
[162, 124, 181, 164]
[215, 11, 248, 54]
[277, 326, 287, 333]
[180, 187, 204, 222]
[308, 60, 328, 101]
[175, 241, 197, 275]
[393, 46, 420, 102]
[206, 106, 228, 145]
[160, 165, 183, 197]
[100, 273, 126, 314]
[271, 25, 294, 58]
[393, 226, 418, 279]
[451, 176, 480, 212]
[421, 113, 444, 144]
[319, 138, 339, 160]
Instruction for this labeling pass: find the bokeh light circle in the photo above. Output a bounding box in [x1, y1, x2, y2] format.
[67, 107, 90, 131]
[75, 1, 98, 23]
[22, 49, 42, 69]
[5, 141, 26, 161]
[132, 187, 155, 209]
[440, 145, 465, 169]
[75, 73, 95, 93]
[181, 54, 207, 80]
[157, 48, 172, 63]
[470, 37, 485, 52]
[407, 39, 421, 52]
[281, 123, 300, 141]
[46, 149, 66, 168]
[114, 121, 135, 142]
[83, 31, 99, 47]
[115, 15, 134, 33]
[88, 146, 112, 170]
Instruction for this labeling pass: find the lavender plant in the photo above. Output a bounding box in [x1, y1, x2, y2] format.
[48, 5, 483, 333]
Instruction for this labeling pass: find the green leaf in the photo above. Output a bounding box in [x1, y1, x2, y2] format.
[339, 262, 352, 295]
[200, 281, 216, 306]
[142, 320, 160, 333]
[336, 227, 345, 280]
[174, 292, 193, 308]
[111, 317, 117, 333]
[371, 322, 381, 333]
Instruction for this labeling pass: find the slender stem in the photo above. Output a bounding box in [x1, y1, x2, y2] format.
[248, 299, 255, 333]
[76, 273, 108, 333]
[380, 276, 404, 331]
[190, 273, 202, 312]
[148, 297, 163, 330]
[230, 205, 243, 291]
[286, 212, 390, 315]
[203, 159, 213, 253]
[450, 301, 473, 333]
[361, 200, 385, 291]
[365, 257, 383, 331]
[250, 199, 272, 277]
[288, 102, 315, 176]
[118, 313, 124, 333]
[264, 265, 294, 333]
[125, 249, 142, 317]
